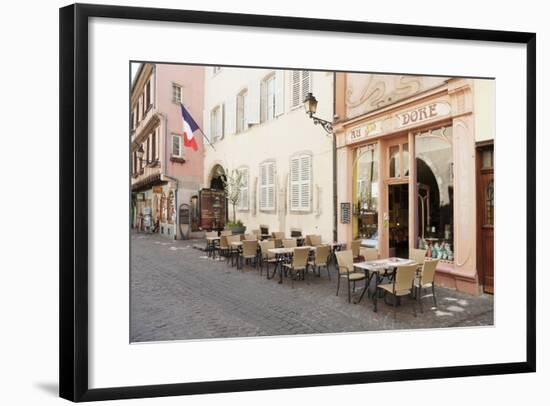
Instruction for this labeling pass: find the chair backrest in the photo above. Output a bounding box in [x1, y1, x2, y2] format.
[220, 230, 232, 236]
[227, 235, 240, 245]
[260, 224, 269, 235]
[410, 248, 427, 266]
[274, 238, 283, 248]
[282, 238, 297, 248]
[394, 264, 418, 294]
[239, 233, 246, 241]
[290, 228, 302, 237]
[259, 240, 275, 257]
[272, 231, 285, 239]
[360, 247, 378, 261]
[335, 250, 354, 274]
[304, 235, 313, 246]
[293, 247, 310, 268]
[206, 231, 218, 238]
[420, 259, 439, 285]
[351, 240, 361, 257]
[242, 240, 257, 257]
[309, 235, 322, 246]
[244, 233, 256, 241]
[219, 235, 229, 249]
[315, 245, 330, 265]
[251, 229, 261, 238]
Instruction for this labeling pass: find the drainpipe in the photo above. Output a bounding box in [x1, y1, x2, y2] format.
[332, 72, 338, 243]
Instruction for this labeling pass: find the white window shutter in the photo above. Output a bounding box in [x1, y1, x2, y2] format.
[291, 70, 301, 108]
[225, 97, 237, 136]
[301, 71, 311, 104]
[290, 157, 300, 210]
[260, 164, 267, 210]
[219, 104, 225, 139]
[275, 70, 285, 116]
[300, 155, 311, 210]
[268, 162, 275, 210]
[247, 81, 261, 124]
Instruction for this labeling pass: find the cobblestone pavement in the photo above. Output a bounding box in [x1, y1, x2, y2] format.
[130, 232, 494, 342]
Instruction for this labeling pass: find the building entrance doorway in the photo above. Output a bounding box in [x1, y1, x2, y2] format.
[388, 183, 409, 258]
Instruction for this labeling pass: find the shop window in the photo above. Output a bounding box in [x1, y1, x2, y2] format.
[403, 143, 409, 176]
[389, 145, 400, 178]
[354, 144, 379, 245]
[415, 126, 454, 261]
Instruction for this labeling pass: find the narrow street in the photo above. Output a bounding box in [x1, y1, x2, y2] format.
[130, 232, 494, 342]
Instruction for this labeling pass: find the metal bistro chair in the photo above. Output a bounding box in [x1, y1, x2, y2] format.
[205, 231, 219, 258]
[219, 235, 231, 263]
[244, 233, 257, 241]
[360, 247, 378, 262]
[227, 235, 241, 267]
[335, 250, 366, 303]
[283, 247, 310, 287]
[309, 235, 322, 247]
[309, 244, 331, 280]
[414, 259, 439, 312]
[374, 264, 418, 318]
[239, 240, 258, 270]
[220, 230, 233, 237]
[259, 240, 277, 277]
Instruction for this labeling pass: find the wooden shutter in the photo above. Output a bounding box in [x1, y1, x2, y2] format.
[239, 168, 249, 210]
[291, 70, 301, 108]
[247, 81, 261, 124]
[290, 157, 300, 210]
[260, 164, 267, 210]
[301, 71, 311, 104]
[275, 70, 285, 116]
[300, 155, 311, 210]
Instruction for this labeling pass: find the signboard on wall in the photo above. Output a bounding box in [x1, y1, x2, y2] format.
[199, 189, 226, 230]
[340, 202, 351, 224]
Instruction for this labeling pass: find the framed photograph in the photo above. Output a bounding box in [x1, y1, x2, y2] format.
[59, 3, 536, 402]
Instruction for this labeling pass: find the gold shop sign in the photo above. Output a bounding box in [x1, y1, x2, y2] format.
[346, 120, 383, 144]
[395, 102, 451, 128]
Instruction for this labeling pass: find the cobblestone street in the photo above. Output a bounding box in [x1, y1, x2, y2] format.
[130, 232, 494, 342]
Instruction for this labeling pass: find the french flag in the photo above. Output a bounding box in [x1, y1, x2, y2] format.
[180, 104, 200, 151]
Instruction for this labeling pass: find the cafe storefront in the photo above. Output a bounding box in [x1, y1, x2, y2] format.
[334, 74, 494, 295]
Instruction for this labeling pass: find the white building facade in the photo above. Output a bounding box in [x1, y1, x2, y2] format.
[202, 66, 334, 241]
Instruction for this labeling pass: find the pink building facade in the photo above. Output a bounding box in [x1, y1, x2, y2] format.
[131, 63, 205, 239]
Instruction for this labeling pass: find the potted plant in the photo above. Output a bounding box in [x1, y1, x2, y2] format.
[220, 167, 246, 235]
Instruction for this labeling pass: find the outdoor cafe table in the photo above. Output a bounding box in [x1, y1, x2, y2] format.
[353, 257, 416, 305]
[267, 246, 315, 284]
[205, 236, 220, 259]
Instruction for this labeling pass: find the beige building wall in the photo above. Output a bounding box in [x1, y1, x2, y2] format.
[203, 66, 334, 241]
[474, 79, 496, 142]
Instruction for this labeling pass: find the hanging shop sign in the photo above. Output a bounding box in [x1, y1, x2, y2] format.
[395, 101, 451, 128]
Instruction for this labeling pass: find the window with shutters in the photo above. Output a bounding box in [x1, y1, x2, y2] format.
[237, 167, 249, 211]
[290, 154, 312, 211]
[171, 134, 182, 158]
[145, 80, 151, 111]
[210, 105, 223, 142]
[151, 130, 157, 162]
[259, 161, 276, 211]
[261, 75, 276, 123]
[236, 89, 248, 133]
[172, 83, 183, 104]
[291, 70, 311, 109]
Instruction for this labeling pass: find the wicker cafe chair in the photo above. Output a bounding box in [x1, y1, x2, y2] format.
[309, 244, 331, 280]
[282, 238, 297, 248]
[220, 230, 233, 236]
[351, 240, 364, 262]
[219, 235, 231, 262]
[410, 248, 427, 271]
[374, 264, 418, 318]
[259, 240, 277, 277]
[251, 229, 261, 239]
[360, 247, 378, 262]
[335, 250, 366, 303]
[414, 259, 439, 312]
[239, 240, 258, 270]
[283, 247, 310, 287]
[244, 233, 257, 241]
[309, 235, 322, 247]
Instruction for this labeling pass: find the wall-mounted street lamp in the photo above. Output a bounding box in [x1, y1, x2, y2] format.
[136, 144, 153, 166]
[303, 92, 333, 134]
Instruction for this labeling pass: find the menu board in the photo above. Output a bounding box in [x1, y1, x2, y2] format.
[199, 189, 226, 230]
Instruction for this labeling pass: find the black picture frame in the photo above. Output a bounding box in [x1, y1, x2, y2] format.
[59, 3, 536, 402]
